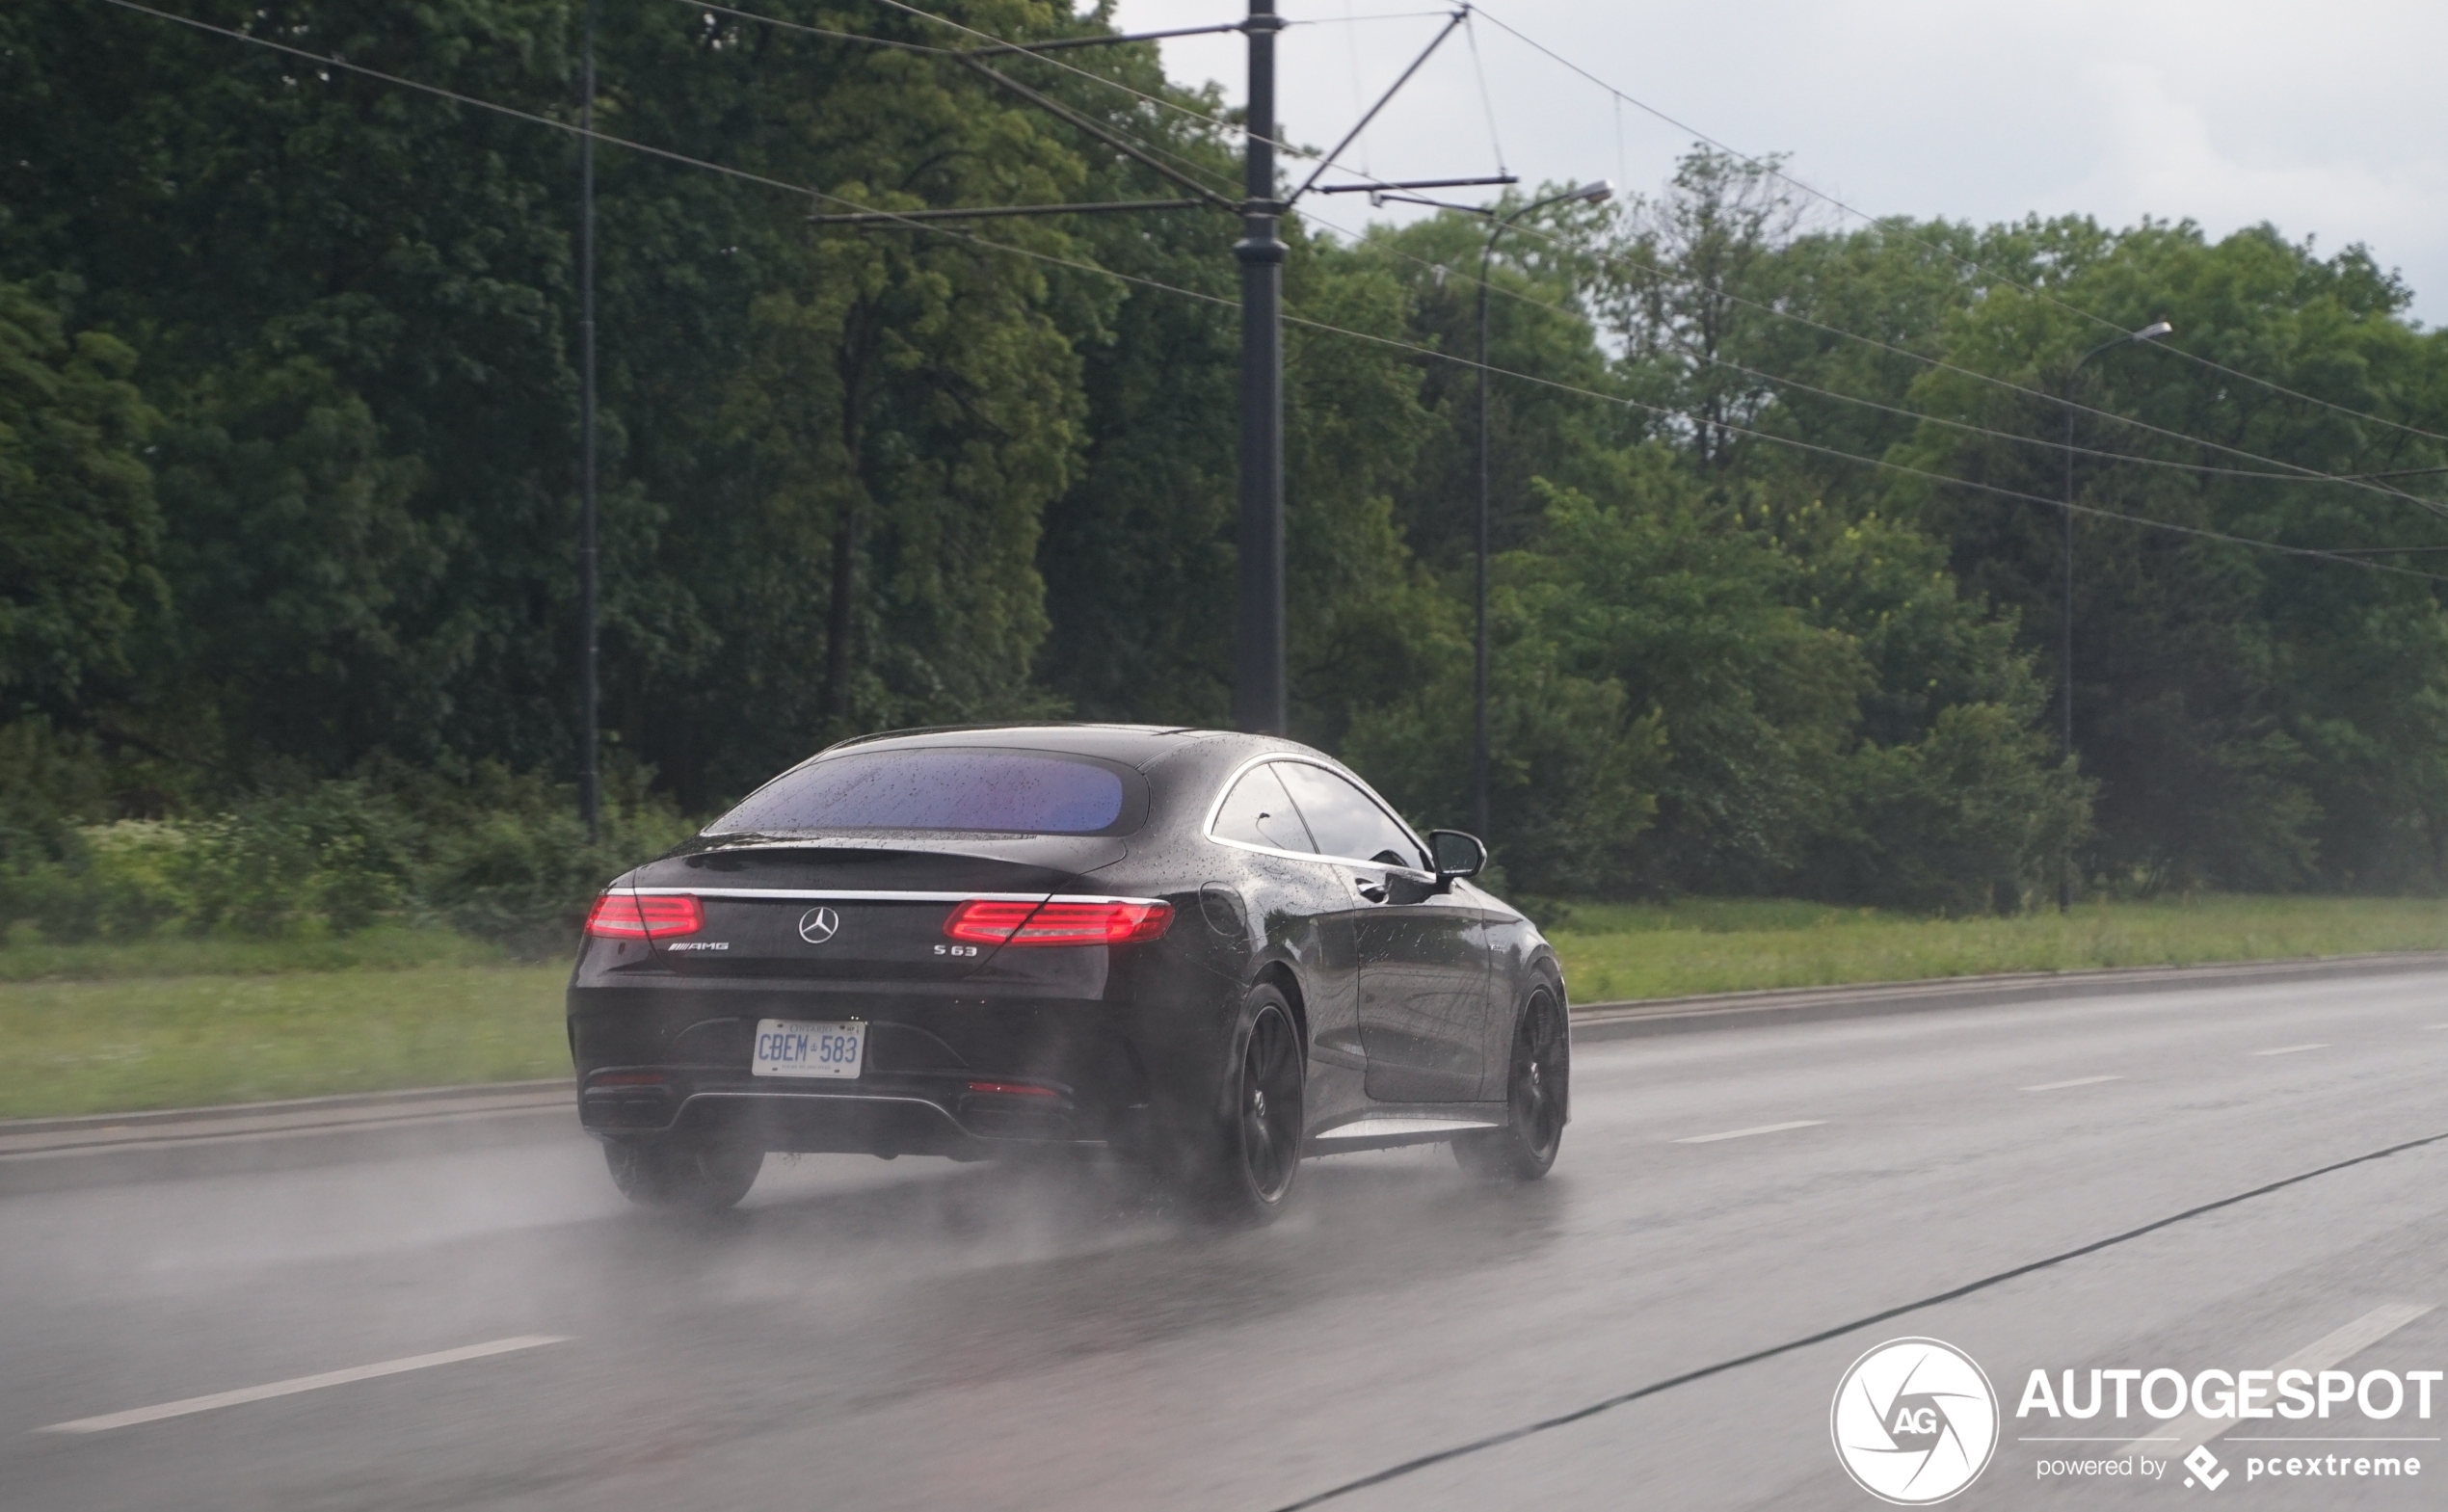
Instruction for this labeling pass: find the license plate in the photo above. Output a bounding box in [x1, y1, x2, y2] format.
[751, 1019, 865, 1079]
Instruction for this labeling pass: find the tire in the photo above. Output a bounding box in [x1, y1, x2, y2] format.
[1455, 982, 1568, 1181]
[603, 1135, 764, 1212]
[1182, 983, 1307, 1223]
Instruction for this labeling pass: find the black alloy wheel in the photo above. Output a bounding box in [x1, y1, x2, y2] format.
[1455, 984, 1567, 1180]
[1196, 984, 1307, 1220]
[603, 1135, 765, 1212]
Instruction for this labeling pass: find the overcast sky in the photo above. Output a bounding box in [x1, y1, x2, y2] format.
[1104, 0, 2448, 326]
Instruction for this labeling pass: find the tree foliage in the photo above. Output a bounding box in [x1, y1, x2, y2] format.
[7, 0, 2448, 915]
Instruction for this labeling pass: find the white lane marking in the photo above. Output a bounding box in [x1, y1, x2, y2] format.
[1672, 1120, 1826, 1145]
[2115, 1304, 2435, 1460]
[38, 1336, 572, 1434]
[2253, 1043, 2330, 1056]
[2021, 1074, 2124, 1092]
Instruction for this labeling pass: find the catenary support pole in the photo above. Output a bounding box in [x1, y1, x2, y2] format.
[1475, 260, 1492, 837]
[2058, 319, 2169, 910]
[2061, 405, 2073, 912]
[1232, 0, 1287, 735]
[578, 0, 600, 839]
[1475, 182, 1611, 841]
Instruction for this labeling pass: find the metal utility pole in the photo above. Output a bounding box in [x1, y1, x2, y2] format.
[2058, 317, 2171, 910]
[810, 4, 1477, 742]
[577, 0, 600, 839]
[1232, 0, 1288, 736]
[1473, 180, 1610, 837]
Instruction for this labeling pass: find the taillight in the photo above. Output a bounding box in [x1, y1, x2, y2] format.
[584, 892, 703, 940]
[943, 898, 1173, 947]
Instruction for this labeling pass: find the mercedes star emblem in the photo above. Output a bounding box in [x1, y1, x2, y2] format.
[797, 906, 841, 944]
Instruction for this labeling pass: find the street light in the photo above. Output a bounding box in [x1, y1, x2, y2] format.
[1475, 179, 1613, 841]
[2059, 317, 2172, 910]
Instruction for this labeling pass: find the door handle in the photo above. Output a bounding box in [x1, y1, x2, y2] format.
[1354, 877, 1388, 903]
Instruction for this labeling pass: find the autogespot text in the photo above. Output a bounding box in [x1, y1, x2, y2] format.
[2019, 1366, 2435, 1486]
[2018, 1365, 2441, 1421]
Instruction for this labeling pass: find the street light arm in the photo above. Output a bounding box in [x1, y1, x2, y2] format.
[2074, 333, 2132, 370]
[2073, 319, 2174, 373]
[1477, 184, 1607, 279]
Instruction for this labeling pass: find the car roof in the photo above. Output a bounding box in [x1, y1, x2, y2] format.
[817, 722, 1310, 770]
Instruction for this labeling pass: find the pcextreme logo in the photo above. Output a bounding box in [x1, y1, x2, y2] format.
[1831, 1338, 2001, 1504]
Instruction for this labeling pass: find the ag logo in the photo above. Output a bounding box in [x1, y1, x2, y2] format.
[1831, 1338, 1999, 1504]
[796, 906, 840, 944]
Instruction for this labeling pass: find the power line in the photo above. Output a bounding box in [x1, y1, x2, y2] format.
[677, 0, 1241, 199]
[1462, 203, 2448, 519]
[1460, 10, 1506, 177]
[1280, 311, 2448, 584]
[1313, 187, 2448, 517]
[853, 0, 1464, 182]
[1467, 2, 2448, 450]
[81, 0, 2448, 589]
[863, 0, 1276, 150]
[1293, 203, 2448, 517]
[1338, 0, 1370, 177]
[89, 0, 981, 223]
[762, 0, 2448, 519]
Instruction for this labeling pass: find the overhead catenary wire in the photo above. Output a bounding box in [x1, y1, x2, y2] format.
[1339, 0, 1370, 177]
[744, 0, 2448, 518]
[862, 0, 1288, 150]
[1466, 1, 2448, 450]
[1291, 313, 2448, 583]
[1460, 9, 1507, 178]
[82, 0, 2448, 590]
[119, 0, 2448, 533]
[1288, 202, 2448, 519]
[1460, 203, 2448, 518]
[1300, 190, 2448, 517]
[677, 0, 1242, 199]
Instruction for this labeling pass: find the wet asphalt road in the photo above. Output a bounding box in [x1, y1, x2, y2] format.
[10, 970, 2448, 1511]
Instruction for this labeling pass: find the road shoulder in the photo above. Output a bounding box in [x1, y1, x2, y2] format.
[9, 949, 2445, 1193]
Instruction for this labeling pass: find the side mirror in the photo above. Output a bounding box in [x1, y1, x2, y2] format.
[1427, 829, 1486, 887]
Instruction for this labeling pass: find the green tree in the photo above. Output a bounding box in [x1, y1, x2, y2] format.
[0, 280, 160, 713]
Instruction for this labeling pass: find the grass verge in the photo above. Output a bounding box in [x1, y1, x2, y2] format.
[0, 927, 568, 1120]
[0, 924, 517, 982]
[1549, 894, 2448, 1003]
[8, 898, 2447, 1119]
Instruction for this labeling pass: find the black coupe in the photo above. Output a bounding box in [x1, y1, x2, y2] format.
[567, 725, 1569, 1217]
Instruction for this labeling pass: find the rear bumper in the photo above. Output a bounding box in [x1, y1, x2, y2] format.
[579, 1072, 1120, 1154]
[568, 981, 1198, 1154]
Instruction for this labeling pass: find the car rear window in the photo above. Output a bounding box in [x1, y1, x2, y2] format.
[709, 748, 1135, 836]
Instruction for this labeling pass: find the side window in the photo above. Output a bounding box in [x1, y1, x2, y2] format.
[1211, 762, 1317, 854]
[1275, 763, 1424, 870]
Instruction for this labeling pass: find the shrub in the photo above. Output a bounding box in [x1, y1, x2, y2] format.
[0, 760, 699, 957]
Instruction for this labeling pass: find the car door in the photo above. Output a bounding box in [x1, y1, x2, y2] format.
[1273, 762, 1492, 1105]
[1205, 760, 1368, 1101]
